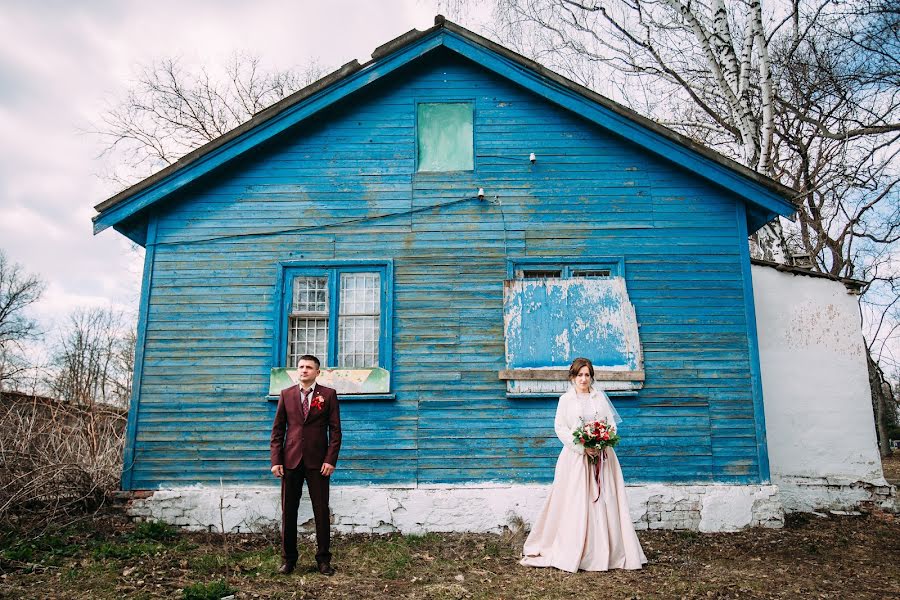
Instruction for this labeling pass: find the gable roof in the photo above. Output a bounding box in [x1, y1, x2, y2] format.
[94, 15, 797, 243]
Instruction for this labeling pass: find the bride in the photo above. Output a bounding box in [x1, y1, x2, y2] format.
[520, 357, 647, 572]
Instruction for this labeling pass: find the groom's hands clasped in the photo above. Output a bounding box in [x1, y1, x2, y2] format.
[271, 463, 334, 477]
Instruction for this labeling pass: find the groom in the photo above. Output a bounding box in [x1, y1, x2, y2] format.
[270, 355, 342, 576]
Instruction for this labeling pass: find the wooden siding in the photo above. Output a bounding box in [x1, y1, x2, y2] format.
[127, 50, 763, 489]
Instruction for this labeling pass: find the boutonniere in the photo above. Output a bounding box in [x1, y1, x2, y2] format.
[310, 394, 325, 411]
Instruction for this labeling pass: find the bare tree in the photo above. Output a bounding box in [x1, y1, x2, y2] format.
[447, 0, 899, 265]
[448, 0, 900, 453]
[48, 307, 134, 410]
[0, 249, 44, 391]
[42, 307, 133, 477]
[95, 52, 328, 186]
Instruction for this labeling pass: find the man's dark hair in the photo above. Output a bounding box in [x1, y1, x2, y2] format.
[297, 354, 321, 368]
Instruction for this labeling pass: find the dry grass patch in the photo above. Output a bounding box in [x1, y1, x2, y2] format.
[0, 507, 897, 599]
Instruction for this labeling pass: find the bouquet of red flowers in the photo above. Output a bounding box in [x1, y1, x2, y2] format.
[573, 418, 620, 464]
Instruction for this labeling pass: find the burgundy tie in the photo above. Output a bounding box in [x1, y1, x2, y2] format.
[301, 389, 310, 420]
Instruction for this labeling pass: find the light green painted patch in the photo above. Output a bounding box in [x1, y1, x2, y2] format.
[417, 103, 474, 172]
[268, 367, 390, 395]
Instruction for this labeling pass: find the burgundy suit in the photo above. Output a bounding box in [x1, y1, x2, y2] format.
[270, 383, 342, 565]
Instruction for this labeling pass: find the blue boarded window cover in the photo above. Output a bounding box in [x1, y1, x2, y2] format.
[503, 277, 644, 393]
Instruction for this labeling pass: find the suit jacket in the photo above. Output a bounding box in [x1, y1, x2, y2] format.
[270, 383, 342, 470]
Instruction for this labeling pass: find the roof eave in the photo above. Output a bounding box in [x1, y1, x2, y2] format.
[94, 16, 797, 236]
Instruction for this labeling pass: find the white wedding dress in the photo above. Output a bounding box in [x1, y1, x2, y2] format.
[521, 388, 647, 572]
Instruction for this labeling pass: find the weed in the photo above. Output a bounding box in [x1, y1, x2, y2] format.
[191, 551, 232, 574]
[133, 520, 179, 541]
[355, 535, 414, 579]
[481, 538, 508, 557]
[61, 566, 81, 583]
[404, 532, 441, 548]
[1, 531, 81, 565]
[2, 545, 34, 562]
[181, 579, 236, 600]
[92, 540, 164, 560]
[676, 529, 700, 542]
[230, 548, 279, 575]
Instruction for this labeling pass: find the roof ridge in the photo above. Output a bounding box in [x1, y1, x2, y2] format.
[93, 15, 796, 237]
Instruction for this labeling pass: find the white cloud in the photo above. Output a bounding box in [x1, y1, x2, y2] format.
[0, 0, 458, 351]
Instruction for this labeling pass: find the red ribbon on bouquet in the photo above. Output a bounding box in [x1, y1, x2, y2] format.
[592, 447, 605, 503]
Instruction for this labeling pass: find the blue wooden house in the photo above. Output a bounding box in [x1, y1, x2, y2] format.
[94, 17, 796, 529]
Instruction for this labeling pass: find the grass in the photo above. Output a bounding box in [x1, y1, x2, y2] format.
[181, 579, 236, 600]
[0, 507, 897, 599]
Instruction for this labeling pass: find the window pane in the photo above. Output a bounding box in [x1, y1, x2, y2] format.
[293, 277, 328, 313]
[339, 316, 380, 367]
[572, 269, 611, 278]
[339, 272, 380, 367]
[288, 317, 328, 367]
[417, 103, 474, 172]
[340, 272, 380, 315]
[522, 270, 562, 279]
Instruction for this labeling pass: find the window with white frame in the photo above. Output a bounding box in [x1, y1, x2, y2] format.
[288, 276, 330, 365]
[338, 272, 381, 368]
[280, 264, 390, 370]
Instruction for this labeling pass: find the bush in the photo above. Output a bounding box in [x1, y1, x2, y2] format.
[0, 394, 126, 531]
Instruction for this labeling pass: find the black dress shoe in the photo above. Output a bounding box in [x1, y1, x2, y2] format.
[278, 561, 295, 574]
[317, 562, 335, 576]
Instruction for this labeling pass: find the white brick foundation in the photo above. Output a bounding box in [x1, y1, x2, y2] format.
[127, 483, 784, 534]
[774, 476, 896, 514]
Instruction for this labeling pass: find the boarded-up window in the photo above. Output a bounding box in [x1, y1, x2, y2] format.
[417, 103, 474, 172]
[502, 276, 644, 393]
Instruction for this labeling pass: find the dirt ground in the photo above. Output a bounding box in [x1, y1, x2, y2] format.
[2, 491, 898, 600]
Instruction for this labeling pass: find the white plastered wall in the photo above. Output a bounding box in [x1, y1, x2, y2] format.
[751, 265, 893, 511]
[127, 483, 783, 534]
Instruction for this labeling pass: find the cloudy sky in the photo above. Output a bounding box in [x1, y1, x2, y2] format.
[0, 0, 477, 341]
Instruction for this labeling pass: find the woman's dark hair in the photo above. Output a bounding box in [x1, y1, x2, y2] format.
[568, 357, 594, 380]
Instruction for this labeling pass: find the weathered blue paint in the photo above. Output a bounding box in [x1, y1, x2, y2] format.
[94, 28, 793, 238]
[505, 278, 641, 371]
[736, 202, 771, 482]
[100, 43, 795, 490]
[439, 32, 794, 228]
[121, 216, 157, 490]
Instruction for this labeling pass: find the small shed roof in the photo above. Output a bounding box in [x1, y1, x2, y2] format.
[751, 259, 866, 292]
[94, 15, 797, 243]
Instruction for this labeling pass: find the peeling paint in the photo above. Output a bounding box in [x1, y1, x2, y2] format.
[128, 483, 784, 534]
[504, 276, 643, 393]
